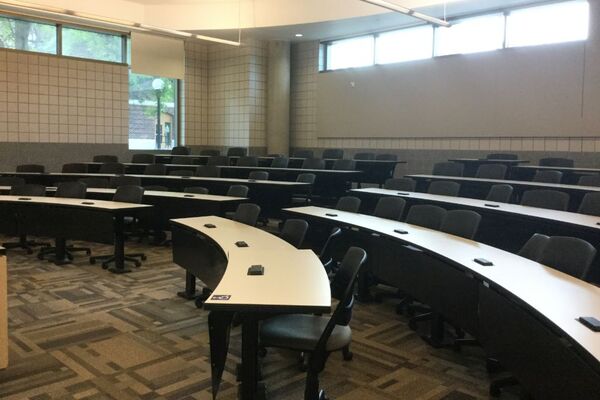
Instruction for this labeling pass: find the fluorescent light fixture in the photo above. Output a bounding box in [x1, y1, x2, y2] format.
[360, 0, 451, 27]
[295, 33, 304, 37]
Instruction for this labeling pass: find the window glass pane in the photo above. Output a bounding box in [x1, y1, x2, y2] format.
[327, 36, 374, 70]
[0, 15, 56, 53]
[129, 72, 178, 150]
[62, 27, 122, 63]
[506, 0, 589, 48]
[435, 14, 505, 56]
[376, 25, 433, 65]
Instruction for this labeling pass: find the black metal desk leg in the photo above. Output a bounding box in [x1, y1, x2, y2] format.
[53, 238, 70, 265]
[109, 215, 131, 274]
[177, 272, 197, 299]
[240, 315, 265, 400]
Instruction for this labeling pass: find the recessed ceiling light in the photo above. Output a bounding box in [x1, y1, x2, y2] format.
[295, 33, 303, 37]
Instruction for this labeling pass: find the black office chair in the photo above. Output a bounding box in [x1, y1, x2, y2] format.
[318, 227, 343, 274]
[200, 149, 220, 156]
[476, 164, 507, 180]
[521, 189, 569, 211]
[259, 247, 367, 400]
[62, 163, 88, 173]
[335, 196, 361, 213]
[270, 157, 289, 168]
[539, 157, 574, 168]
[16, 164, 45, 173]
[237, 156, 258, 167]
[3, 184, 49, 253]
[232, 203, 261, 226]
[428, 181, 460, 196]
[227, 147, 248, 157]
[171, 146, 191, 155]
[93, 155, 118, 163]
[248, 171, 269, 180]
[578, 192, 600, 216]
[0, 177, 25, 188]
[322, 148, 344, 159]
[293, 149, 314, 159]
[195, 165, 221, 177]
[280, 219, 309, 249]
[373, 197, 406, 221]
[110, 175, 142, 188]
[384, 178, 415, 192]
[143, 185, 169, 192]
[78, 177, 110, 188]
[143, 164, 167, 175]
[131, 153, 155, 164]
[578, 175, 600, 187]
[518, 233, 550, 262]
[487, 153, 518, 160]
[302, 158, 326, 170]
[169, 169, 194, 177]
[541, 237, 596, 280]
[184, 186, 209, 195]
[99, 162, 125, 175]
[89, 185, 147, 269]
[38, 181, 91, 262]
[332, 159, 356, 170]
[172, 156, 195, 165]
[405, 204, 447, 230]
[532, 170, 563, 184]
[432, 162, 464, 177]
[207, 156, 230, 166]
[293, 173, 316, 205]
[486, 184, 514, 203]
[376, 154, 397, 161]
[227, 185, 249, 198]
[354, 152, 375, 160]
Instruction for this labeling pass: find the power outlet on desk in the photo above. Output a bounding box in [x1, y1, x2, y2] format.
[248, 265, 264, 275]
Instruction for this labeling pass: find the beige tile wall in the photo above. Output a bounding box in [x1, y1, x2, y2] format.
[183, 41, 209, 146]
[0, 49, 128, 144]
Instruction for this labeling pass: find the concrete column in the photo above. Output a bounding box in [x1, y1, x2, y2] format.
[266, 41, 291, 156]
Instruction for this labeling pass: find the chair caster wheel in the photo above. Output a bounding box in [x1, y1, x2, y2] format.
[141, 255, 147, 261]
[85, 250, 91, 255]
[102, 263, 109, 269]
[37, 254, 44, 260]
[343, 350, 353, 361]
[258, 347, 267, 358]
[194, 297, 204, 308]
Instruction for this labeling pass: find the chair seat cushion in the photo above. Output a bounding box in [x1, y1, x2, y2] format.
[260, 314, 351, 352]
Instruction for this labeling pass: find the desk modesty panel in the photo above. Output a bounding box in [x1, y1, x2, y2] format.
[0, 248, 6, 370]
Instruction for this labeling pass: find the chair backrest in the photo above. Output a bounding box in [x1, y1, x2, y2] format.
[169, 169, 194, 177]
[319, 227, 343, 272]
[518, 233, 550, 262]
[16, 164, 45, 173]
[578, 192, 600, 216]
[55, 181, 87, 199]
[109, 175, 142, 188]
[233, 203, 261, 226]
[172, 156, 195, 165]
[113, 185, 145, 203]
[302, 158, 326, 170]
[195, 165, 221, 177]
[248, 171, 269, 180]
[354, 152, 375, 160]
[79, 177, 110, 188]
[293, 149, 314, 159]
[375, 153, 398, 161]
[144, 163, 167, 176]
[237, 156, 258, 167]
[62, 163, 88, 173]
[144, 185, 169, 192]
[440, 210, 481, 240]
[227, 147, 248, 157]
[296, 173, 316, 184]
[384, 178, 415, 192]
[184, 186, 209, 195]
[539, 157, 574, 168]
[280, 219, 309, 248]
[200, 149, 221, 156]
[10, 184, 46, 196]
[270, 156, 289, 168]
[428, 180, 460, 196]
[432, 162, 464, 177]
[93, 155, 118, 163]
[486, 184, 514, 203]
[99, 162, 125, 174]
[322, 148, 344, 159]
[131, 153, 155, 164]
[487, 153, 518, 160]
[227, 185, 249, 197]
[335, 196, 361, 213]
[405, 204, 447, 230]
[373, 197, 406, 221]
[532, 170, 563, 184]
[207, 156, 230, 166]
[521, 189, 569, 211]
[538, 236, 597, 280]
[579, 175, 600, 187]
[171, 146, 191, 155]
[476, 163, 507, 179]
[0, 177, 25, 187]
[332, 159, 356, 170]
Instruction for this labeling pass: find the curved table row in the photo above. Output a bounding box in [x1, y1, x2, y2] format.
[171, 216, 330, 399]
[283, 205, 600, 399]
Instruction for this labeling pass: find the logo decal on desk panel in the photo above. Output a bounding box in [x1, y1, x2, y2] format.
[211, 294, 231, 301]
